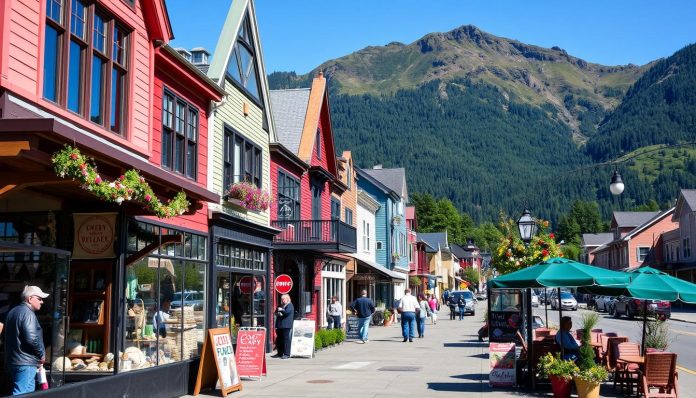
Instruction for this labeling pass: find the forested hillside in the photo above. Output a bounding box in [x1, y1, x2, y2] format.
[268, 30, 696, 227]
[587, 43, 696, 161]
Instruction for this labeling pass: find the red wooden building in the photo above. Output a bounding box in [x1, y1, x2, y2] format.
[269, 73, 356, 331]
[0, 0, 222, 395]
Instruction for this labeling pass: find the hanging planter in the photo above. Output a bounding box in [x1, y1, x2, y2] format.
[51, 146, 189, 219]
[225, 182, 271, 212]
[391, 215, 402, 225]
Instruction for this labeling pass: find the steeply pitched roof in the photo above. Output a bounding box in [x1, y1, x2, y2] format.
[419, 232, 448, 252]
[622, 207, 675, 241]
[364, 168, 407, 200]
[449, 243, 469, 259]
[613, 211, 660, 228]
[581, 233, 613, 247]
[269, 89, 310, 154]
[673, 189, 696, 221]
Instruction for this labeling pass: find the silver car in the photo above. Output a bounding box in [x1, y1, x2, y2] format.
[551, 291, 577, 311]
[595, 296, 615, 312]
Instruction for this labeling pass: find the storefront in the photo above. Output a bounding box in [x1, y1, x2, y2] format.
[349, 256, 407, 310]
[209, 212, 276, 353]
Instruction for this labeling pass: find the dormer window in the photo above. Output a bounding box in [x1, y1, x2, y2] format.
[225, 14, 260, 102]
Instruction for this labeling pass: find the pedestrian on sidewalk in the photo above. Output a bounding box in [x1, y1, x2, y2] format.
[273, 294, 294, 359]
[448, 295, 457, 320]
[5, 285, 49, 395]
[327, 296, 342, 330]
[350, 290, 375, 343]
[416, 294, 430, 338]
[427, 294, 438, 325]
[398, 289, 419, 342]
[457, 295, 466, 320]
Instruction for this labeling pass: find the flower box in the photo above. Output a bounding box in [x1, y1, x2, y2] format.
[226, 182, 270, 212]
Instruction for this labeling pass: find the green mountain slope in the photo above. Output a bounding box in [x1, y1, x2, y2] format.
[587, 43, 696, 161]
[270, 25, 647, 140]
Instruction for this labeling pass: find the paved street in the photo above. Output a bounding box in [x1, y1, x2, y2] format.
[187, 303, 694, 397]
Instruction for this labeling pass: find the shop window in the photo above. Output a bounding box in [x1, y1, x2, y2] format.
[216, 273, 266, 338]
[277, 169, 300, 220]
[216, 241, 265, 271]
[43, 0, 129, 134]
[223, 127, 263, 189]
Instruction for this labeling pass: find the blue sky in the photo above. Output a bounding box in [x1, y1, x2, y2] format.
[168, 0, 696, 74]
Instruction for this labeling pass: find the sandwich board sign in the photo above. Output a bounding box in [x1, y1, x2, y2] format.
[235, 327, 267, 379]
[193, 328, 242, 396]
[289, 319, 315, 358]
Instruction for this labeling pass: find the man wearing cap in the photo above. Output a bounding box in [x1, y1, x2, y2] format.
[4, 286, 48, 395]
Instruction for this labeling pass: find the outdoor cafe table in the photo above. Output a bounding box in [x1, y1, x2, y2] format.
[617, 355, 645, 366]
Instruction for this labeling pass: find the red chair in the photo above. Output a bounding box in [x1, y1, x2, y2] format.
[606, 336, 628, 371]
[599, 332, 618, 365]
[614, 342, 641, 395]
[639, 352, 679, 397]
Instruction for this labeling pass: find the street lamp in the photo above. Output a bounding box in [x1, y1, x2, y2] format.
[517, 208, 537, 246]
[610, 170, 625, 196]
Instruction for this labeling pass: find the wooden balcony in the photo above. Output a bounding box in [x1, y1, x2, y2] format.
[271, 220, 357, 253]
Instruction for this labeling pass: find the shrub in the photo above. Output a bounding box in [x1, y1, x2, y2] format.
[578, 312, 599, 371]
[331, 328, 344, 344]
[314, 333, 323, 351]
[538, 353, 578, 381]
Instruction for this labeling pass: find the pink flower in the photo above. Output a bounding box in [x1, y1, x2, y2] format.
[145, 194, 152, 202]
[119, 175, 125, 181]
[549, 233, 555, 239]
[70, 153, 79, 160]
[94, 176, 102, 184]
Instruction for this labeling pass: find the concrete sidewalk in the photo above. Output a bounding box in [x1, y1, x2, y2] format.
[185, 309, 618, 398]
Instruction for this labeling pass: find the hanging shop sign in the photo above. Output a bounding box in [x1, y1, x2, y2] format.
[238, 276, 254, 295]
[193, 328, 242, 397]
[489, 342, 516, 387]
[235, 327, 267, 379]
[72, 213, 117, 259]
[289, 319, 315, 358]
[274, 274, 293, 294]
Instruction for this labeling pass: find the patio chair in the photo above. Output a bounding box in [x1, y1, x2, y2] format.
[606, 336, 629, 371]
[639, 352, 679, 397]
[599, 332, 618, 366]
[614, 342, 641, 395]
[531, 340, 561, 388]
[591, 328, 603, 341]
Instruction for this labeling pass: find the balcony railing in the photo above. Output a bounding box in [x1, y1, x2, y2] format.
[271, 220, 357, 253]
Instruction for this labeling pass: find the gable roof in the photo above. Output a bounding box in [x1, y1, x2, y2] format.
[296, 74, 338, 174]
[356, 168, 400, 200]
[613, 211, 660, 228]
[622, 207, 675, 241]
[419, 232, 448, 252]
[206, 0, 276, 141]
[449, 243, 469, 259]
[673, 189, 696, 221]
[363, 168, 407, 201]
[269, 89, 310, 154]
[141, 0, 174, 43]
[581, 233, 613, 247]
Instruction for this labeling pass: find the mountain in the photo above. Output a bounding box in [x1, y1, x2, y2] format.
[269, 25, 647, 141]
[586, 43, 696, 160]
[268, 26, 696, 226]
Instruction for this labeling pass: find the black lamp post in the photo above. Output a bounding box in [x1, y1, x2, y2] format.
[517, 208, 538, 246]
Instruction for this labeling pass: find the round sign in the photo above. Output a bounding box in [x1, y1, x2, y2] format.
[238, 276, 254, 294]
[274, 274, 293, 294]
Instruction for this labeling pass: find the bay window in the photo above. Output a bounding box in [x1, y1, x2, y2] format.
[43, 0, 129, 135]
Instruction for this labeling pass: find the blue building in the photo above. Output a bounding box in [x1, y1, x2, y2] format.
[353, 166, 409, 306]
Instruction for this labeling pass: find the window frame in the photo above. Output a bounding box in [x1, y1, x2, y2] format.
[161, 88, 199, 180]
[637, 246, 650, 263]
[43, 0, 129, 135]
[344, 208, 353, 226]
[223, 126, 263, 190]
[277, 169, 301, 221]
[224, 13, 263, 107]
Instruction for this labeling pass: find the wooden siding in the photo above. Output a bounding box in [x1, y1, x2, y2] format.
[142, 202, 209, 233]
[393, 199, 408, 271]
[359, 181, 389, 266]
[210, 79, 270, 226]
[0, 0, 151, 155]
[338, 155, 357, 226]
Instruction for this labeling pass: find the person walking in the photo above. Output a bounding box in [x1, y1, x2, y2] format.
[398, 289, 419, 342]
[350, 290, 375, 343]
[427, 294, 438, 325]
[448, 295, 457, 320]
[4, 285, 49, 395]
[327, 296, 342, 330]
[416, 295, 430, 338]
[273, 294, 294, 359]
[457, 294, 466, 320]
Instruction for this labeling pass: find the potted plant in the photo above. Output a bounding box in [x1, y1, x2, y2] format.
[574, 312, 607, 398]
[538, 353, 578, 398]
[643, 314, 671, 352]
[383, 309, 392, 326]
[391, 215, 402, 225]
[392, 252, 401, 261]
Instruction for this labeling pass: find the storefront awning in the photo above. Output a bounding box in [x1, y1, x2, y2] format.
[349, 255, 407, 281]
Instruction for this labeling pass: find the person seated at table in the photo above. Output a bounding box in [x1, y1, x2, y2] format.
[555, 316, 580, 361]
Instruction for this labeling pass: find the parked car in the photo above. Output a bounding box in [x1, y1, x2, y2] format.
[550, 291, 578, 311]
[531, 290, 539, 307]
[171, 290, 205, 311]
[609, 296, 671, 319]
[594, 296, 616, 312]
[450, 290, 476, 316]
[475, 291, 487, 301]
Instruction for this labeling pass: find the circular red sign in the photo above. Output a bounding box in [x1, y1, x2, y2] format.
[238, 276, 254, 294]
[274, 274, 293, 294]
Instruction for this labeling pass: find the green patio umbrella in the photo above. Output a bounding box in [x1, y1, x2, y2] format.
[585, 266, 696, 354]
[489, 257, 631, 289]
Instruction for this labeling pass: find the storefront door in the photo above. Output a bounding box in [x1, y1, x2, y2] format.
[216, 272, 267, 333]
